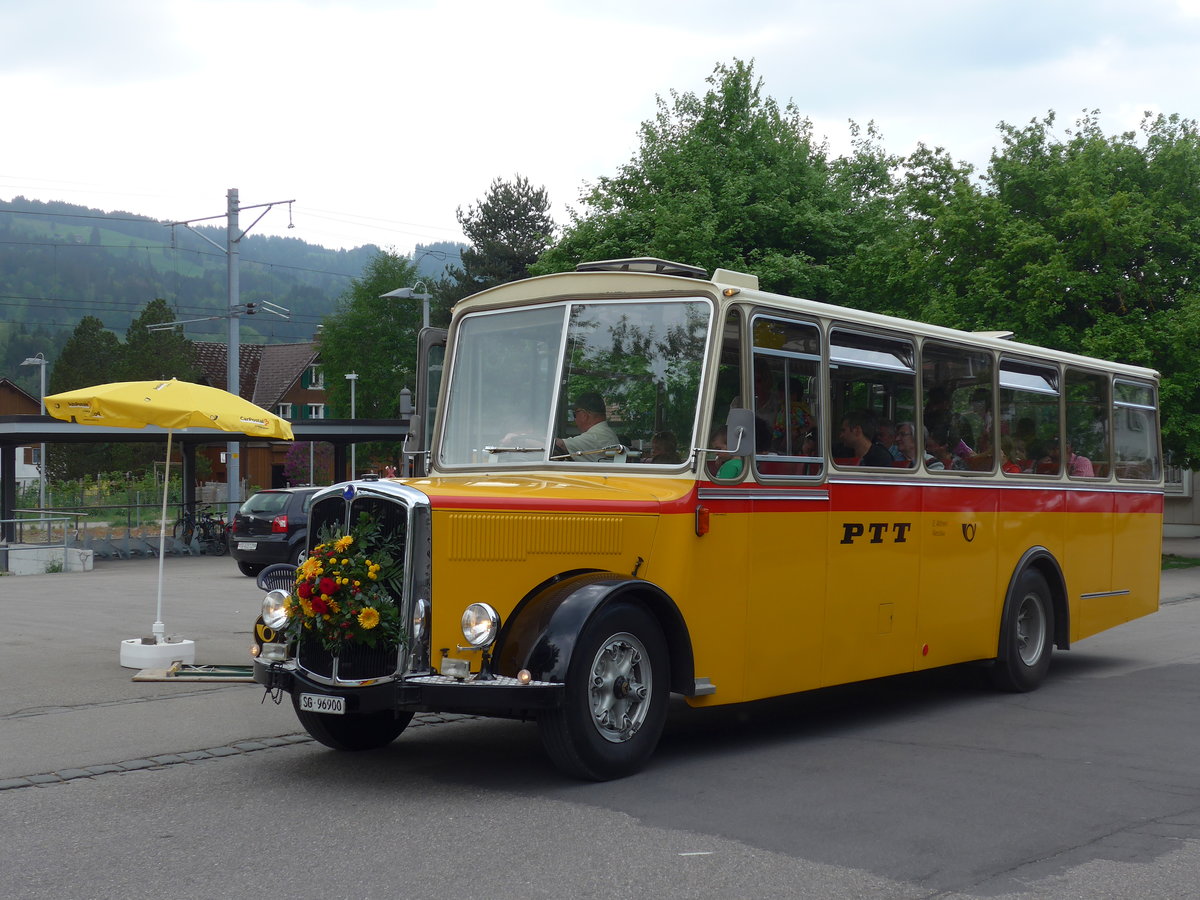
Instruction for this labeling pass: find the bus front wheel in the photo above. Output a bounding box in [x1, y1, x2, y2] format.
[991, 568, 1054, 692]
[538, 603, 668, 781]
[292, 696, 413, 751]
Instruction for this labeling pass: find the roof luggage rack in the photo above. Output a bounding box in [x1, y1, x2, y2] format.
[575, 258, 708, 279]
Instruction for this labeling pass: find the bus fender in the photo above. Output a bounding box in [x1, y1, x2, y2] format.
[492, 570, 697, 695]
[999, 547, 1070, 657]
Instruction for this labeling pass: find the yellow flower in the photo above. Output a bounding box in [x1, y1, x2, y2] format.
[357, 607, 380, 629]
[333, 535, 354, 552]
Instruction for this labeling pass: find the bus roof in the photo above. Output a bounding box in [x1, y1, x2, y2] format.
[454, 260, 1160, 381]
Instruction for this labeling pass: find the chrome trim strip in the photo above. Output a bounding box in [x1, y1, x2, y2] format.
[698, 488, 830, 502]
[1079, 589, 1131, 600]
[824, 477, 1165, 495]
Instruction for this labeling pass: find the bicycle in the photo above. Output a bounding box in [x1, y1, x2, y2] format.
[173, 505, 229, 556]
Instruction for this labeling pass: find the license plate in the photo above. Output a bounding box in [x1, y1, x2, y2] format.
[299, 693, 345, 715]
[237, 541, 257, 550]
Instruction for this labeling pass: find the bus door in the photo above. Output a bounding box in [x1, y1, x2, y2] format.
[743, 316, 829, 698]
[913, 342, 1001, 669]
[405, 326, 447, 477]
[822, 328, 921, 686]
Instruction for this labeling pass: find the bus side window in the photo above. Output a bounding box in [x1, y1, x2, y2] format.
[1066, 368, 1110, 478]
[751, 315, 822, 478]
[707, 308, 744, 480]
[923, 342, 995, 473]
[998, 360, 1060, 476]
[1114, 380, 1161, 481]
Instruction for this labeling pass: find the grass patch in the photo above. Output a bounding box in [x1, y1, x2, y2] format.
[1162, 555, 1200, 570]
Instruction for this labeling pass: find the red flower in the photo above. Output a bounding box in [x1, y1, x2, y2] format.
[297, 582, 312, 600]
[310, 596, 329, 615]
[318, 577, 338, 595]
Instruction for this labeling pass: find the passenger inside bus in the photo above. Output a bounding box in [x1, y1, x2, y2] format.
[839, 408, 894, 467]
[644, 430, 681, 465]
[555, 392, 620, 461]
[1049, 438, 1095, 477]
[876, 418, 905, 462]
[894, 422, 928, 469]
[709, 416, 774, 479]
[925, 423, 963, 470]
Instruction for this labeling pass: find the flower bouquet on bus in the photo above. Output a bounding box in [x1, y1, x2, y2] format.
[280, 512, 407, 653]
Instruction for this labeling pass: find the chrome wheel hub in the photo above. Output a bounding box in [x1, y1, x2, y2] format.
[588, 631, 651, 743]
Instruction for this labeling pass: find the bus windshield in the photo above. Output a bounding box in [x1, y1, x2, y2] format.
[438, 298, 712, 467]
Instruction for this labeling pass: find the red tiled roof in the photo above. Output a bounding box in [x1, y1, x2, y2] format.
[190, 340, 318, 408]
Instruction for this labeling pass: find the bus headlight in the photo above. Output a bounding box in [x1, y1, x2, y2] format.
[461, 602, 500, 648]
[262, 589, 291, 630]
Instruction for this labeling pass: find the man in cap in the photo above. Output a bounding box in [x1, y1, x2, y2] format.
[555, 392, 620, 461]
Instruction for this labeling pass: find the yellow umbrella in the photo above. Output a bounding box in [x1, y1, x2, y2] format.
[44, 379, 293, 661]
[44, 378, 293, 439]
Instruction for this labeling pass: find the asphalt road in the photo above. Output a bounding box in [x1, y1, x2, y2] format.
[3, 553, 1200, 899]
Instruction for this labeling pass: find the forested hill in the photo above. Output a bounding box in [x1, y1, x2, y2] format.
[0, 196, 462, 393]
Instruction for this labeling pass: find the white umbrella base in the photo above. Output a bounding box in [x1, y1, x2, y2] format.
[120, 638, 196, 670]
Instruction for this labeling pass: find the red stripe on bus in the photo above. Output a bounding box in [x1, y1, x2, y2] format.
[430, 482, 1162, 516]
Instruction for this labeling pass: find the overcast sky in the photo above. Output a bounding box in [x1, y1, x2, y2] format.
[4, 0, 1200, 256]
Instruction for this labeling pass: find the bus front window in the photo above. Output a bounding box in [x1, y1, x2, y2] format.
[439, 299, 711, 467]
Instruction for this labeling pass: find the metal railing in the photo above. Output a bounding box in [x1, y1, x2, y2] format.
[0, 513, 82, 573]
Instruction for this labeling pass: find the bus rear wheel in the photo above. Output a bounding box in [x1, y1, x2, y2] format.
[991, 568, 1054, 692]
[292, 696, 413, 751]
[539, 603, 668, 781]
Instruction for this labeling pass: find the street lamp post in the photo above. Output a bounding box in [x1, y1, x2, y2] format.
[20, 353, 48, 510]
[345, 372, 358, 478]
[380, 283, 433, 330]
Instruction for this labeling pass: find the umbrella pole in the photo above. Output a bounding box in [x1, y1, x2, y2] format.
[153, 431, 172, 643]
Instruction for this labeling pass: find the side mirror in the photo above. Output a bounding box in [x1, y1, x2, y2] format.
[402, 414, 424, 476]
[726, 408, 755, 456]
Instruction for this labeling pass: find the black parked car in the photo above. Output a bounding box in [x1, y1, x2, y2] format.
[229, 487, 321, 577]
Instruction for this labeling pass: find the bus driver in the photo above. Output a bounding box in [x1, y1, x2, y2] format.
[555, 392, 620, 461]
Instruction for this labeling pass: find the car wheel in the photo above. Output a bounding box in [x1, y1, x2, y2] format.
[238, 561, 264, 577]
[292, 696, 413, 751]
[991, 568, 1054, 692]
[538, 602, 668, 781]
[289, 543, 307, 566]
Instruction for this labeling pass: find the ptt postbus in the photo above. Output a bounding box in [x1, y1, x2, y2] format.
[253, 258, 1163, 780]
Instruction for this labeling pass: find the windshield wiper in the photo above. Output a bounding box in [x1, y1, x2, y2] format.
[483, 445, 546, 454]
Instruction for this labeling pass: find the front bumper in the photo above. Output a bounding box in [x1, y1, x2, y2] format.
[255, 659, 564, 715]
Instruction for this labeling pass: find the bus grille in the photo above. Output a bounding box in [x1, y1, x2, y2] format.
[298, 636, 401, 681]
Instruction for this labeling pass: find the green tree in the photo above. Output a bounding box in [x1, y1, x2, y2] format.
[318, 250, 421, 419]
[873, 111, 1200, 460]
[46, 316, 125, 479]
[49, 316, 122, 394]
[440, 175, 555, 305]
[533, 59, 900, 301]
[121, 298, 199, 383]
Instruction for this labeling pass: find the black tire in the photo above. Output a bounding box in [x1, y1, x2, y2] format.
[991, 568, 1055, 692]
[210, 534, 229, 556]
[238, 561, 264, 577]
[289, 543, 307, 566]
[538, 602, 669, 781]
[292, 695, 413, 751]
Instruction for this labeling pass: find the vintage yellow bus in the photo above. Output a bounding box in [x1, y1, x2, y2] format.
[253, 258, 1163, 780]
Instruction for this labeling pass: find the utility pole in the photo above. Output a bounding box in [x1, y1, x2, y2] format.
[164, 189, 295, 521]
[226, 188, 241, 518]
